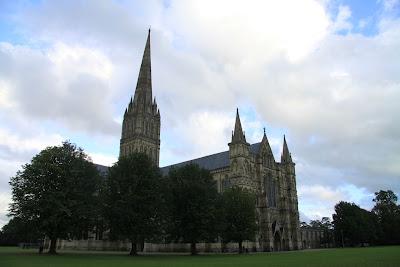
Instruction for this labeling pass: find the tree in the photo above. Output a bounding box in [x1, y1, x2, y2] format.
[0, 217, 41, 246]
[220, 186, 257, 253]
[333, 201, 378, 247]
[104, 153, 164, 256]
[168, 163, 220, 255]
[372, 190, 400, 244]
[9, 141, 101, 254]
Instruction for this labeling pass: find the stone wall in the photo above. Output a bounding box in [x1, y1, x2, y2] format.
[51, 239, 260, 253]
[300, 228, 324, 249]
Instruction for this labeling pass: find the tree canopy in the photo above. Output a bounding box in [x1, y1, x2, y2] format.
[372, 190, 400, 244]
[220, 186, 257, 253]
[9, 141, 101, 254]
[0, 217, 41, 246]
[104, 153, 164, 255]
[333, 201, 379, 246]
[168, 163, 220, 255]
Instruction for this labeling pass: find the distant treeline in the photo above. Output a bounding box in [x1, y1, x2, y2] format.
[301, 189, 400, 247]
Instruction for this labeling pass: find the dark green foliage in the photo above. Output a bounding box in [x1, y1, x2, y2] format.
[0, 217, 41, 246]
[167, 163, 220, 255]
[220, 186, 257, 253]
[104, 153, 164, 256]
[372, 190, 400, 244]
[8, 141, 101, 254]
[333, 201, 379, 246]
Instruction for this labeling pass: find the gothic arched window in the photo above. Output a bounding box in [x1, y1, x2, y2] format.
[264, 175, 277, 208]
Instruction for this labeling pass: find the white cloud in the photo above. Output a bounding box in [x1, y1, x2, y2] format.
[0, 191, 11, 228]
[298, 184, 373, 220]
[332, 5, 353, 33]
[0, 0, 399, 223]
[161, 110, 234, 165]
[0, 80, 16, 109]
[299, 185, 345, 202]
[48, 42, 114, 81]
[0, 128, 65, 203]
[88, 152, 117, 167]
[0, 128, 63, 155]
[381, 0, 400, 11]
[166, 0, 330, 63]
[0, 41, 119, 135]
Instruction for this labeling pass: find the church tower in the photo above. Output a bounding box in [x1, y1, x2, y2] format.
[120, 29, 160, 166]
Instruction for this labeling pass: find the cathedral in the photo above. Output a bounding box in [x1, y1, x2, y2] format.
[119, 30, 302, 252]
[54, 30, 319, 252]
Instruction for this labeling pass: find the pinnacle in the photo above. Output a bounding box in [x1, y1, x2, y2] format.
[133, 30, 152, 111]
[281, 135, 292, 163]
[232, 108, 246, 143]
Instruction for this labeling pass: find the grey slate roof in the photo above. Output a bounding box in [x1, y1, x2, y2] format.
[95, 164, 109, 176]
[160, 142, 261, 176]
[93, 142, 262, 177]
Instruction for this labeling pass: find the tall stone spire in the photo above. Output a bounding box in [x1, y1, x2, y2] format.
[232, 108, 246, 143]
[281, 135, 293, 163]
[120, 29, 160, 166]
[133, 28, 153, 111]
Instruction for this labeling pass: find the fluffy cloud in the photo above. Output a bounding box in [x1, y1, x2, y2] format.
[165, 0, 330, 63]
[0, 192, 11, 227]
[0, 42, 119, 135]
[332, 5, 353, 33]
[298, 184, 374, 220]
[0, 128, 65, 227]
[0, 0, 399, 226]
[88, 152, 117, 167]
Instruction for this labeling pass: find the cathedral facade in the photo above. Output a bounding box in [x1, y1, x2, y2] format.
[120, 30, 302, 252]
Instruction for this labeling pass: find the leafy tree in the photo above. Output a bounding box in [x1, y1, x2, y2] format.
[333, 201, 379, 247]
[9, 141, 101, 254]
[372, 190, 400, 244]
[0, 217, 41, 246]
[220, 186, 257, 253]
[168, 163, 220, 255]
[104, 153, 164, 256]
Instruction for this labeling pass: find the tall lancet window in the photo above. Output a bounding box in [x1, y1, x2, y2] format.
[264, 175, 277, 207]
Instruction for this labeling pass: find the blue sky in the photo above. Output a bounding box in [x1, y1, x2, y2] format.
[0, 0, 399, 226]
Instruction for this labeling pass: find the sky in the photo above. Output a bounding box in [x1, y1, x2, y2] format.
[0, 0, 399, 227]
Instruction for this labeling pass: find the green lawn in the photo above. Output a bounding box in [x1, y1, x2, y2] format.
[0, 246, 399, 267]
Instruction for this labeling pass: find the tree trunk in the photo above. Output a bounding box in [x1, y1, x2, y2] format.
[238, 240, 243, 254]
[130, 241, 138, 256]
[140, 238, 145, 252]
[190, 242, 197, 255]
[48, 238, 57, 254]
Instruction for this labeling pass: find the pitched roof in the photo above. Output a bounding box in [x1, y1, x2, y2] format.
[93, 142, 262, 176]
[95, 163, 109, 176]
[160, 142, 261, 176]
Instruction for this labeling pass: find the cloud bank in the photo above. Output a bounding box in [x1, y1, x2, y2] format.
[0, 0, 399, 226]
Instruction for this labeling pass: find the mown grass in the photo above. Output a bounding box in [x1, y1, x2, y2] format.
[0, 246, 399, 267]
